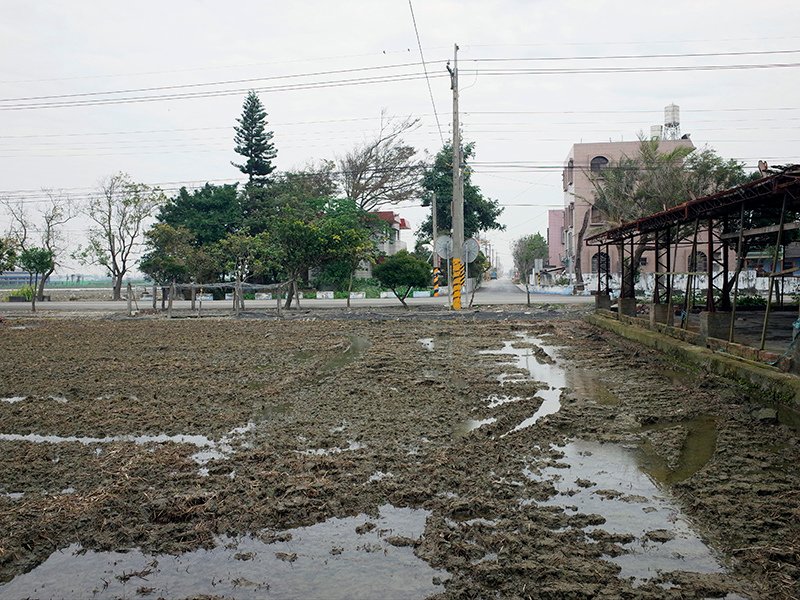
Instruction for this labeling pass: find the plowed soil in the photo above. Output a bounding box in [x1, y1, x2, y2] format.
[0, 309, 798, 599]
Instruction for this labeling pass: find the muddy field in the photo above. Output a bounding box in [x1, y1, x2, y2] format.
[0, 309, 798, 599]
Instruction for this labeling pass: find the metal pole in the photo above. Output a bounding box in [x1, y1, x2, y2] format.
[729, 204, 745, 342]
[449, 43, 464, 310]
[706, 218, 714, 311]
[683, 219, 700, 330]
[760, 193, 787, 350]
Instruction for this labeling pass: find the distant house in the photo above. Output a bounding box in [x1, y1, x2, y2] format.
[356, 211, 411, 278]
[372, 211, 410, 256]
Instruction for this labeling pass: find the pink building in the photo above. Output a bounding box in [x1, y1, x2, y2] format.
[561, 139, 695, 276]
[546, 210, 564, 268]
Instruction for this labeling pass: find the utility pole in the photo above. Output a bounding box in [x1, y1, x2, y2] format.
[431, 192, 440, 296]
[448, 43, 465, 310]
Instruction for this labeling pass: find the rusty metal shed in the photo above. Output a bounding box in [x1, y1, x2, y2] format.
[585, 165, 800, 349]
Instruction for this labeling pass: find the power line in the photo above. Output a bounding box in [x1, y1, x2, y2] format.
[0, 61, 447, 104]
[470, 61, 800, 76]
[465, 48, 800, 63]
[0, 71, 448, 111]
[408, 0, 444, 146]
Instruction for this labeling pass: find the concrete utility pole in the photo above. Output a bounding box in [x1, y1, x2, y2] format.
[431, 192, 439, 268]
[449, 43, 465, 310]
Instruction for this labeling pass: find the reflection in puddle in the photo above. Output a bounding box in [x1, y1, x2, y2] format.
[0, 505, 446, 600]
[638, 416, 717, 485]
[0, 423, 257, 466]
[485, 394, 521, 409]
[481, 333, 565, 431]
[526, 440, 724, 583]
[1, 396, 26, 404]
[453, 418, 497, 437]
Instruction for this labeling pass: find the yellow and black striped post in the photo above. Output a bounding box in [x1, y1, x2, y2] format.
[432, 267, 441, 297]
[451, 258, 466, 310]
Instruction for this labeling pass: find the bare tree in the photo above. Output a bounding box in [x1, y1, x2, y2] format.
[3, 190, 75, 300]
[77, 173, 165, 300]
[337, 112, 422, 212]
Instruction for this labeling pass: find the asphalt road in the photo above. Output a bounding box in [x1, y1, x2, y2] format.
[1, 278, 592, 313]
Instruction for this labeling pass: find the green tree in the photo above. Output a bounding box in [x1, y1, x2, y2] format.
[139, 224, 197, 284]
[418, 143, 504, 239]
[233, 91, 277, 186]
[0, 238, 16, 272]
[156, 184, 241, 246]
[18, 247, 54, 312]
[77, 173, 166, 300]
[4, 191, 76, 301]
[211, 232, 273, 307]
[323, 201, 380, 306]
[268, 215, 327, 309]
[373, 250, 431, 308]
[244, 164, 336, 234]
[512, 233, 548, 284]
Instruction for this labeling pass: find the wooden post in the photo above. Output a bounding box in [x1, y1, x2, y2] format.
[198, 286, 203, 318]
[234, 273, 240, 316]
[127, 283, 133, 317]
[167, 282, 175, 318]
[152, 283, 157, 310]
[190, 283, 196, 312]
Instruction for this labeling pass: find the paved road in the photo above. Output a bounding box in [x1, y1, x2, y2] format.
[1, 278, 592, 314]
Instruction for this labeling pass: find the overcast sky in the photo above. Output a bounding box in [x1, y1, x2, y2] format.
[2, 0, 799, 275]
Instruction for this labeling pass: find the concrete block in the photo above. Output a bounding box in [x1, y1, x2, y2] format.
[412, 290, 431, 298]
[255, 293, 272, 300]
[649, 303, 673, 327]
[316, 291, 334, 299]
[699, 311, 732, 343]
[349, 291, 366, 299]
[617, 297, 637, 317]
[595, 293, 612, 311]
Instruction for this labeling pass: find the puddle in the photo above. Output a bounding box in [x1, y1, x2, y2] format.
[322, 335, 370, 372]
[418, 338, 435, 351]
[485, 394, 521, 409]
[0, 422, 257, 466]
[1, 396, 26, 404]
[526, 439, 724, 583]
[0, 504, 446, 600]
[638, 416, 717, 485]
[453, 418, 497, 437]
[481, 333, 566, 431]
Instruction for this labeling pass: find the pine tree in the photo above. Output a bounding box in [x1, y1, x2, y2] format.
[232, 91, 277, 186]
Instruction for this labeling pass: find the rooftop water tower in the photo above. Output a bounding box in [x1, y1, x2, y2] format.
[650, 124, 664, 140]
[663, 103, 680, 140]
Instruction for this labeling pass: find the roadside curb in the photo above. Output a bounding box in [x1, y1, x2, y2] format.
[586, 312, 800, 413]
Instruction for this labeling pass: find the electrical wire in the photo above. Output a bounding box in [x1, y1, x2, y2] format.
[408, 0, 445, 146]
